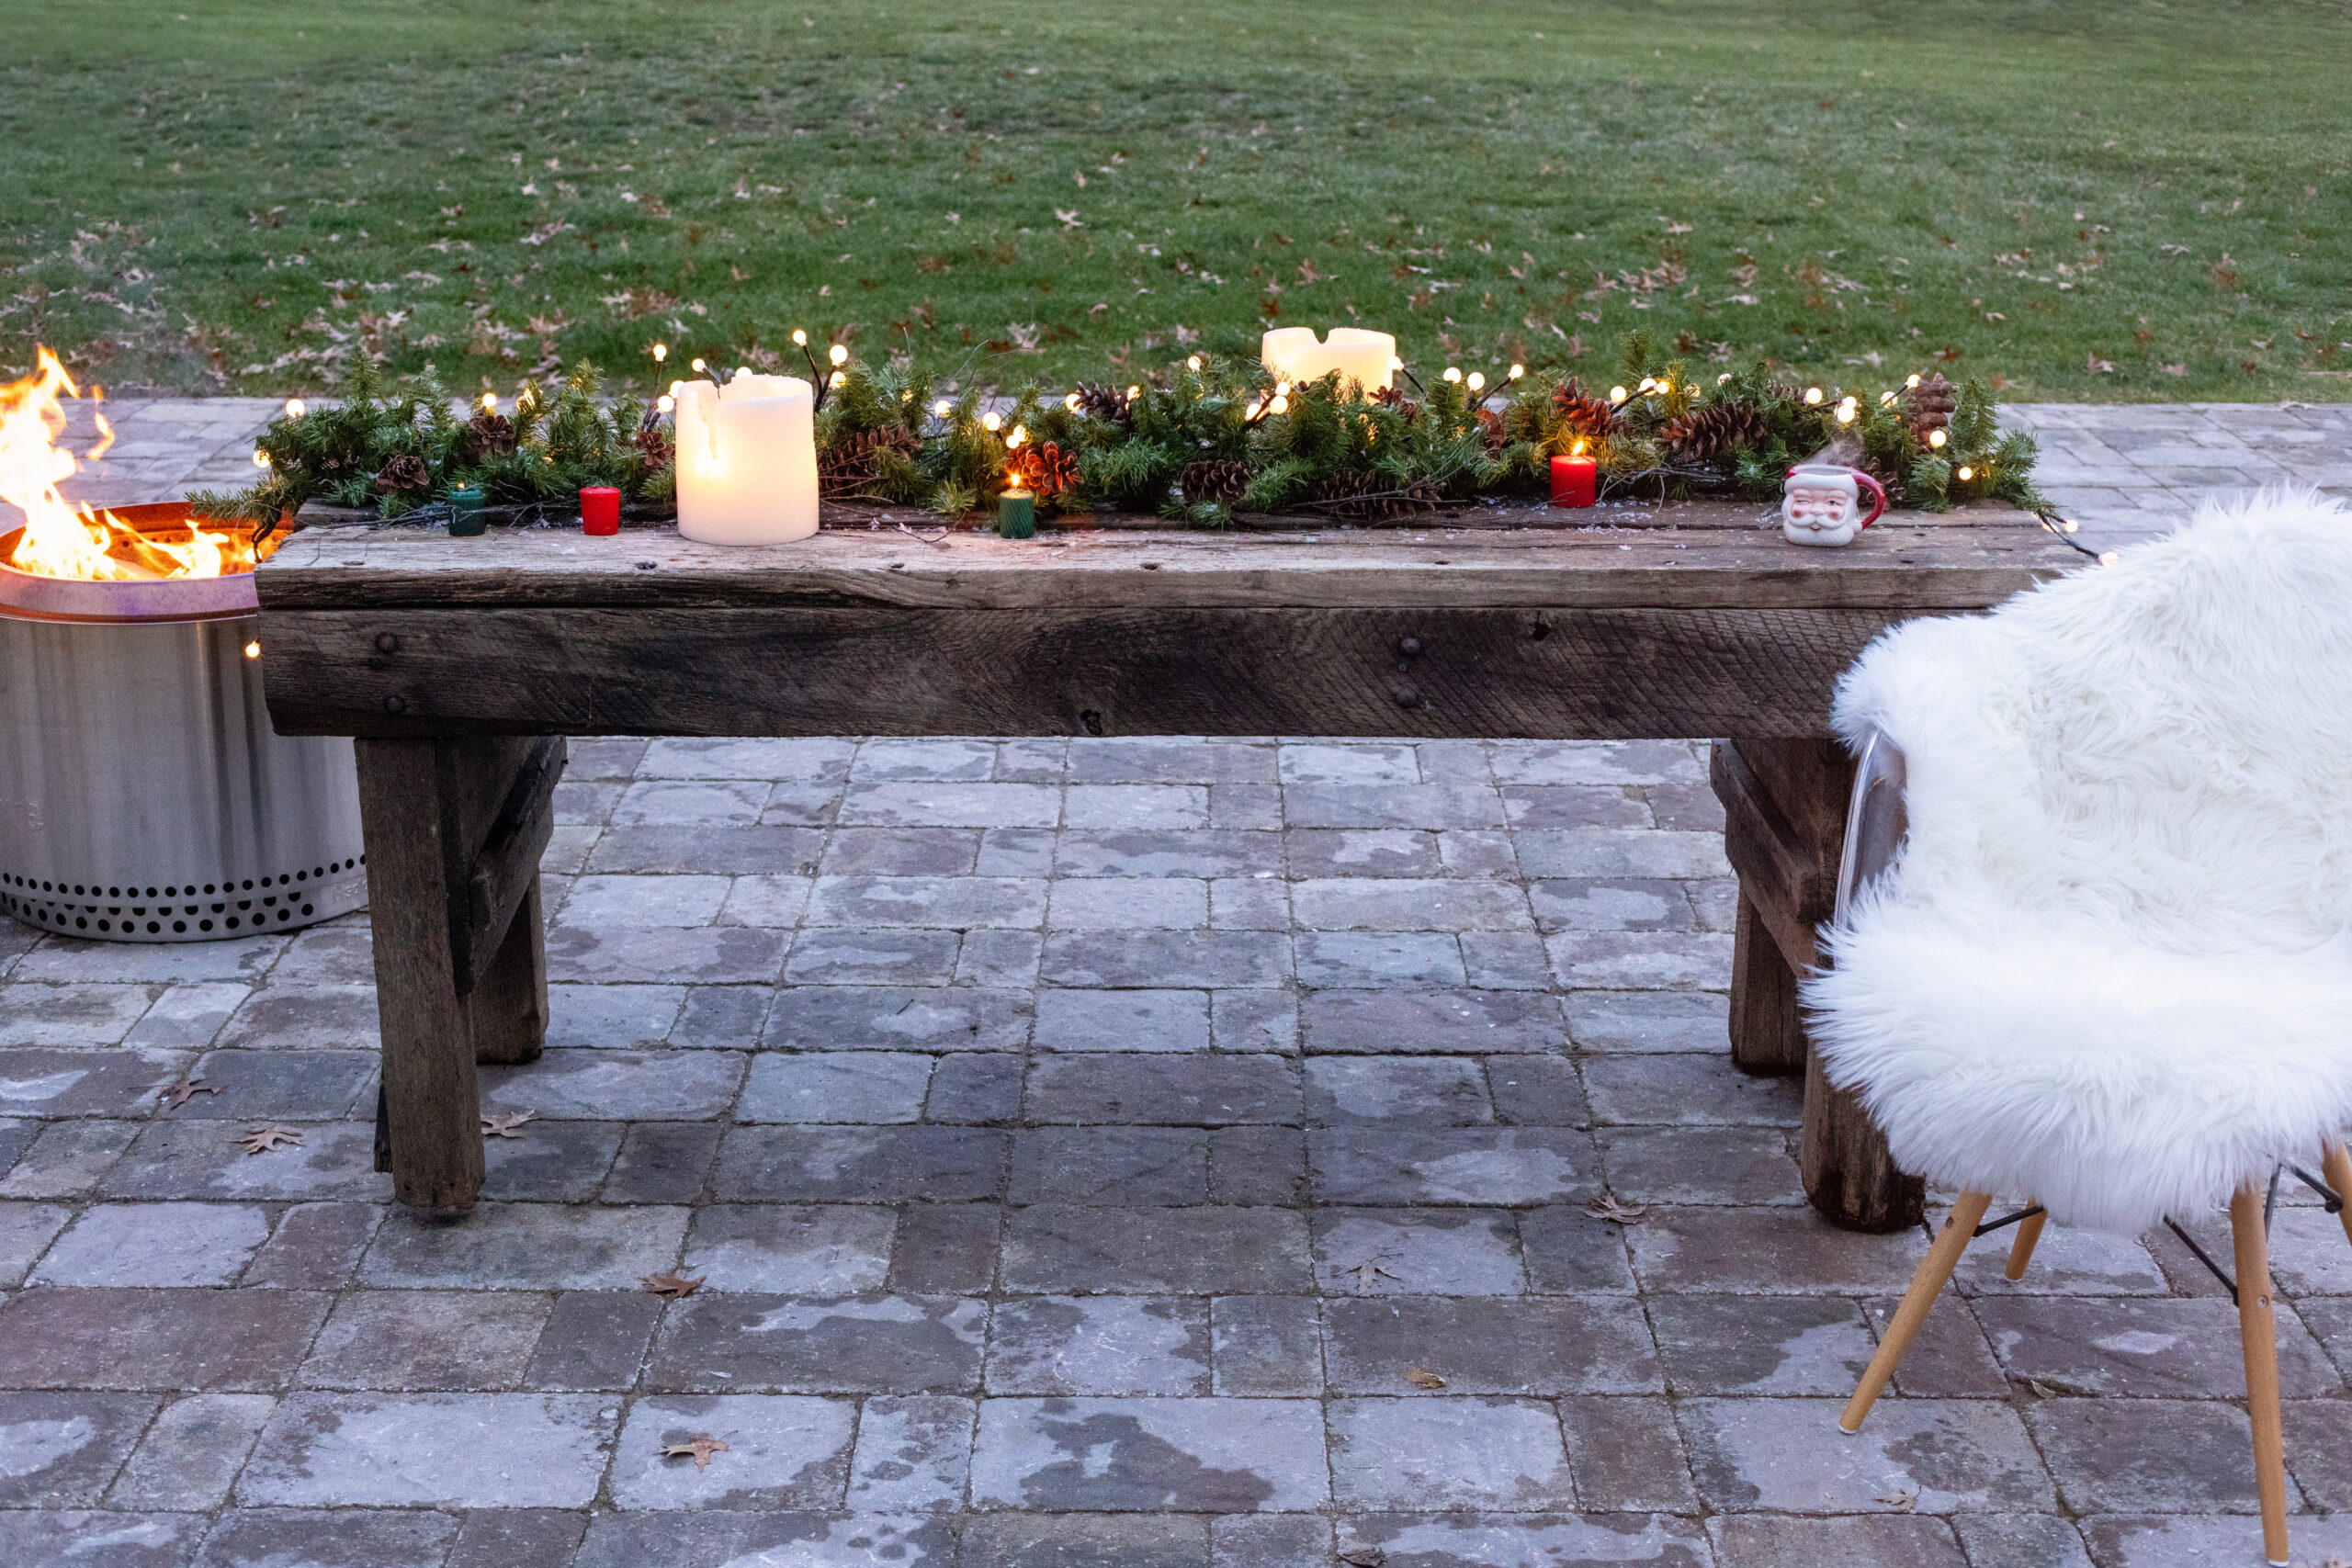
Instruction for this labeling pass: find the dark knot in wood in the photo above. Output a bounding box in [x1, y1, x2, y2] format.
[375, 632, 401, 653]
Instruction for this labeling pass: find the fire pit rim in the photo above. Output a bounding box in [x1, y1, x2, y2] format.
[0, 503, 262, 624]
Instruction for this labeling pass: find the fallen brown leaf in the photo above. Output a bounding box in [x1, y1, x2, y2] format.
[163, 1075, 221, 1110]
[1584, 1195, 1648, 1224]
[481, 1110, 535, 1139]
[1875, 1484, 1920, 1513]
[643, 1269, 707, 1301]
[1338, 1549, 1385, 1568]
[661, 1434, 729, 1470]
[1350, 1259, 1401, 1295]
[238, 1125, 304, 1156]
[1404, 1367, 1446, 1389]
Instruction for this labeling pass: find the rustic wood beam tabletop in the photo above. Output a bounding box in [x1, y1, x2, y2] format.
[254, 500, 2083, 1222]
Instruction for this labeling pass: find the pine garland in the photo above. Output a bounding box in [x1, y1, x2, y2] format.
[191, 333, 2044, 529]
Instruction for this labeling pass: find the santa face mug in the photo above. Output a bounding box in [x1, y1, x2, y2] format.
[1781, 464, 1886, 547]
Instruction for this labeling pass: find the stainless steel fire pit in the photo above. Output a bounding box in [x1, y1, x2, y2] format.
[0, 504, 366, 941]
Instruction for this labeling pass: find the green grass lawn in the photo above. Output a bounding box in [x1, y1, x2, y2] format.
[5, 0, 2347, 401]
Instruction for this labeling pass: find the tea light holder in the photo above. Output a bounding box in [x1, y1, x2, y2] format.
[580, 486, 621, 536]
[447, 487, 486, 536]
[996, 482, 1036, 539]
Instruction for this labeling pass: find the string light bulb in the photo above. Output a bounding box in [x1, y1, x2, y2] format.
[656, 394, 673, 413]
[829, 344, 849, 367]
[1836, 404, 1858, 425]
[1442, 367, 1463, 384]
[1268, 394, 1289, 415]
[1609, 385, 1628, 403]
[1274, 380, 1292, 397]
[1388, 355, 1404, 371]
[933, 399, 953, 418]
[650, 344, 668, 366]
[1880, 390, 1897, 406]
[1717, 372, 1732, 385]
[1065, 393, 1081, 411]
[1186, 355, 1202, 371]
[284, 398, 305, 419]
[829, 370, 845, 388]
[980, 411, 1002, 433]
[481, 391, 498, 412]
[251, 447, 270, 468]
[2098, 551, 2121, 567]
[1928, 428, 1949, 449]
[1637, 377, 1657, 393]
[243, 640, 261, 659]
[1466, 371, 1486, 392]
[1804, 387, 1824, 406]
[1125, 385, 1140, 400]
[1905, 372, 1922, 389]
[691, 357, 707, 375]
[1508, 364, 1525, 380]
[1007, 423, 1027, 448]
[1956, 465, 1974, 480]
[791, 329, 808, 347]
[1245, 400, 1263, 421]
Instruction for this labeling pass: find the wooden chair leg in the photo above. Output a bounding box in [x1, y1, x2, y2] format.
[2005, 1208, 2048, 1281]
[1841, 1190, 1992, 1433]
[2324, 1142, 2352, 1251]
[2231, 1184, 2291, 1567]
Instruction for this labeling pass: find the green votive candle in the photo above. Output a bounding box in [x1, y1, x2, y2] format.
[447, 487, 486, 537]
[996, 483, 1036, 539]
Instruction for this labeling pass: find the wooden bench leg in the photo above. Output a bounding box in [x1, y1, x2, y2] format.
[356, 735, 563, 1212]
[1802, 1043, 1926, 1233]
[1728, 892, 1807, 1077]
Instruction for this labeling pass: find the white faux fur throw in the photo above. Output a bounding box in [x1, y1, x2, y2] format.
[1803, 491, 2352, 1235]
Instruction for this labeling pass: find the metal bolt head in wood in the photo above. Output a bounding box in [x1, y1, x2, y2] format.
[376, 633, 400, 653]
[1397, 636, 1421, 657]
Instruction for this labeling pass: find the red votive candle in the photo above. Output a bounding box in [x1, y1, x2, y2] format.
[580, 486, 621, 536]
[1549, 453, 1598, 509]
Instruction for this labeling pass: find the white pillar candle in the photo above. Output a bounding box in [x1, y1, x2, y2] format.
[1260, 327, 1396, 395]
[671, 370, 819, 546]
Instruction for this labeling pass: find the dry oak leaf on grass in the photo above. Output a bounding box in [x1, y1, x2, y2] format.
[661, 1434, 729, 1470]
[162, 1075, 221, 1110]
[1584, 1195, 1649, 1224]
[643, 1270, 707, 1301]
[481, 1110, 535, 1139]
[238, 1125, 304, 1156]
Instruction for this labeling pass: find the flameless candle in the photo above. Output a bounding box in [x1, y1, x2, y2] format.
[1549, 448, 1598, 509]
[997, 481, 1036, 540]
[580, 485, 621, 536]
[671, 370, 818, 546]
[1261, 327, 1396, 395]
[447, 486, 486, 536]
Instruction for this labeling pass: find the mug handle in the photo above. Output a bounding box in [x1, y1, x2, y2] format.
[1850, 469, 1886, 529]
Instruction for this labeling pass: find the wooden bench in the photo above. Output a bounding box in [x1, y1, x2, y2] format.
[253, 499, 2078, 1224]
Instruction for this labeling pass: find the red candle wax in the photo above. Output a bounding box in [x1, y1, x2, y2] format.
[1549, 454, 1597, 509]
[580, 486, 621, 536]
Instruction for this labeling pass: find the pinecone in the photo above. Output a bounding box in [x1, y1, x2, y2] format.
[1302, 470, 1442, 520]
[1005, 439, 1081, 500]
[372, 454, 432, 497]
[1179, 458, 1250, 504]
[1859, 448, 1908, 507]
[1372, 386, 1422, 425]
[1550, 378, 1619, 444]
[632, 423, 674, 472]
[819, 426, 920, 499]
[1069, 382, 1133, 428]
[462, 411, 517, 460]
[1901, 373, 1958, 446]
[1659, 400, 1769, 465]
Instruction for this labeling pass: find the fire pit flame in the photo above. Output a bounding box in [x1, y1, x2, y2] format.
[0, 347, 264, 581]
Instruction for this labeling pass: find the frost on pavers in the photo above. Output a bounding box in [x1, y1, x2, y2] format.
[0, 1392, 160, 1506]
[1950, 1224, 2167, 1298]
[1681, 1396, 2055, 1515]
[296, 1290, 553, 1391]
[28, 1201, 270, 1287]
[2076, 1512, 2352, 1567]
[106, 1392, 277, 1511]
[1327, 1397, 1576, 1511]
[1030, 988, 1211, 1054]
[714, 1125, 1007, 1203]
[1308, 1126, 1600, 1206]
[1627, 1206, 1928, 1294]
[1311, 1208, 1527, 1297]
[1301, 988, 1567, 1055]
[1304, 1056, 1495, 1125]
[650, 1294, 988, 1395]
[1000, 1205, 1312, 1296]
[548, 923, 788, 987]
[99, 1121, 387, 1203]
[0, 1045, 186, 1114]
[1040, 930, 1291, 990]
[984, 1296, 1212, 1397]
[969, 1396, 1327, 1512]
[358, 1201, 689, 1291]
[2023, 1398, 2278, 1515]
[0, 1509, 209, 1565]
[762, 986, 1034, 1053]
[239, 1392, 613, 1508]
[577, 1510, 956, 1567]
[1338, 1512, 1711, 1568]
[1974, 1294, 2342, 1399]
[1646, 1295, 1877, 1396]
[676, 1204, 899, 1294]
[478, 1047, 747, 1121]
[1321, 1296, 1660, 1395]
[609, 1393, 855, 1509]
[848, 1394, 975, 1514]
[1708, 1513, 1971, 1568]
[0, 1199, 69, 1286]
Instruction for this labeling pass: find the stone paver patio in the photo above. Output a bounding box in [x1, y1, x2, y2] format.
[2, 405, 2350, 1567]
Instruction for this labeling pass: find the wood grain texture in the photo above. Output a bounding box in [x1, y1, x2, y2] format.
[255, 505, 2076, 615]
[1728, 893, 1808, 1077]
[259, 604, 1917, 740]
[471, 872, 548, 1068]
[1803, 1043, 1928, 1234]
[462, 737, 563, 995]
[1712, 741, 1838, 968]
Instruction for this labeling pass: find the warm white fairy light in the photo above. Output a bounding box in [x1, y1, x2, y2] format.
[1065, 393, 1081, 411]
[1928, 428, 1949, 449]
[1007, 423, 1027, 448]
[656, 394, 673, 413]
[1508, 364, 1525, 380]
[1637, 377, 1657, 394]
[1466, 371, 1486, 392]
[1268, 394, 1290, 415]
[2098, 551, 2120, 567]
[1956, 465, 1974, 480]
[1443, 367, 1463, 384]
[1609, 385, 1628, 403]
[1388, 355, 1405, 371]
[252, 447, 270, 468]
[243, 640, 261, 659]
[980, 411, 1002, 433]
[1274, 380, 1293, 397]
[481, 391, 498, 412]
[1125, 385, 1140, 400]
[691, 357, 707, 375]
[791, 329, 808, 347]
[829, 370, 845, 388]
[1905, 372, 1922, 389]
[829, 344, 849, 367]
[1804, 387, 1824, 406]
[284, 398, 305, 419]
[1717, 373, 1732, 386]
[650, 344, 668, 367]
[1836, 404, 1858, 425]
[1186, 355, 1202, 371]
[1880, 390, 1897, 406]
[933, 399, 953, 418]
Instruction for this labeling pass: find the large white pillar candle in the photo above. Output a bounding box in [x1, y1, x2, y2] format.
[671, 370, 819, 546]
[1261, 327, 1396, 395]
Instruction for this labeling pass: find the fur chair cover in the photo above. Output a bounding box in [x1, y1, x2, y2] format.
[1804, 491, 2352, 1235]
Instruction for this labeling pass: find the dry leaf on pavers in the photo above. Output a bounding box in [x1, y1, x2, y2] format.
[238, 1125, 304, 1156]
[1584, 1195, 1649, 1224]
[2027, 1380, 2059, 1400]
[1350, 1259, 1400, 1294]
[481, 1110, 535, 1139]
[1338, 1548, 1385, 1567]
[1404, 1367, 1446, 1389]
[1874, 1484, 1920, 1513]
[660, 1434, 729, 1470]
[642, 1270, 707, 1301]
[162, 1075, 221, 1110]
